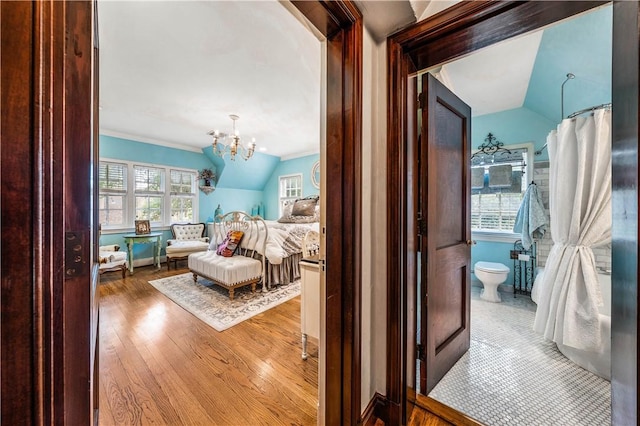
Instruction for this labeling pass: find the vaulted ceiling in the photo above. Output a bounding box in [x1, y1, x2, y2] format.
[98, 1, 322, 158]
[98, 1, 611, 158]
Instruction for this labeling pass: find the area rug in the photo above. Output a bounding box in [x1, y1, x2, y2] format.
[148, 273, 301, 331]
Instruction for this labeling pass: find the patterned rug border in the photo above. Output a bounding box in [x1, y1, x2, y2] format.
[148, 273, 301, 331]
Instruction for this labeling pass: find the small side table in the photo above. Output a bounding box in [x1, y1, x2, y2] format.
[123, 232, 162, 274]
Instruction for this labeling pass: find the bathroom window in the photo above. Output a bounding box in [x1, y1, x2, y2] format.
[471, 143, 533, 237]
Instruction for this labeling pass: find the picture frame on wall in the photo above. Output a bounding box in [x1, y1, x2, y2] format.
[135, 220, 151, 235]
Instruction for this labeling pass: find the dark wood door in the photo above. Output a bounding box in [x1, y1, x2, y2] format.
[419, 73, 471, 394]
[1, 1, 98, 423]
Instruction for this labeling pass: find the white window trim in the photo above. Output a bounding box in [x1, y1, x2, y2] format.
[472, 230, 522, 243]
[471, 142, 534, 236]
[100, 158, 199, 234]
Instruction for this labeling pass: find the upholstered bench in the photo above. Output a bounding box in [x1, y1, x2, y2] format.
[165, 223, 209, 270]
[189, 251, 262, 300]
[188, 212, 267, 300]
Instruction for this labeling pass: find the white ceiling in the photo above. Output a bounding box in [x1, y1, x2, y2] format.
[98, 1, 322, 157]
[435, 30, 544, 117]
[98, 0, 555, 158]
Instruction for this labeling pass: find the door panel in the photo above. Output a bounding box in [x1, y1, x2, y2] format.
[420, 73, 471, 394]
[434, 103, 465, 248]
[432, 268, 463, 351]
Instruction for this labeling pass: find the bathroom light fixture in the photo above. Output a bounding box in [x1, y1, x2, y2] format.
[207, 114, 256, 161]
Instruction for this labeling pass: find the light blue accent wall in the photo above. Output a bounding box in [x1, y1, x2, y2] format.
[524, 5, 612, 123]
[200, 188, 265, 221]
[473, 107, 556, 161]
[262, 154, 320, 220]
[99, 135, 265, 259]
[202, 146, 280, 191]
[101, 135, 215, 171]
[471, 241, 516, 287]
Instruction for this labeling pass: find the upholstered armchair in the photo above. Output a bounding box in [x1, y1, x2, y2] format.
[99, 244, 128, 279]
[165, 223, 210, 270]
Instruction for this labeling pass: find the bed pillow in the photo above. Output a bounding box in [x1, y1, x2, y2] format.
[292, 197, 317, 216]
[278, 195, 319, 223]
[216, 230, 244, 257]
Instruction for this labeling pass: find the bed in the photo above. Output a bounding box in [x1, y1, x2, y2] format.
[208, 197, 320, 287]
[206, 219, 319, 287]
[262, 220, 320, 286]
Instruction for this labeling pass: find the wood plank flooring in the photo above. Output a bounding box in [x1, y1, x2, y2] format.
[98, 265, 318, 425]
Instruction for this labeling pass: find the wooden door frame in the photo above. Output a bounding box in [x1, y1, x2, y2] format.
[386, 0, 638, 424]
[2, 0, 363, 423]
[292, 2, 363, 423]
[1, 0, 96, 423]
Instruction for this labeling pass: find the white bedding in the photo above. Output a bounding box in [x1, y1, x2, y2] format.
[208, 220, 319, 265]
[262, 221, 319, 264]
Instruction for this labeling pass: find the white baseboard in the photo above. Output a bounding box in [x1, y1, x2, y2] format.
[132, 256, 167, 268]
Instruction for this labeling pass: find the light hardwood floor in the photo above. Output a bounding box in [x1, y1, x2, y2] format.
[98, 264, 318, 425]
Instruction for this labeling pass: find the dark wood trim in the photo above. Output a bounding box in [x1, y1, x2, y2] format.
[293, 1, 363, 424]
[291, 0, 340, 38]
[63, 2, 95, 423]
[397, 1, 607, 71]
[2, 1, 95, 422]
[387, 1, 618, 424]
[361, 392, 388, 426]
[611, 1, 639, 424]
[1, 1, 37, 422]
[415, 394, 483, 426]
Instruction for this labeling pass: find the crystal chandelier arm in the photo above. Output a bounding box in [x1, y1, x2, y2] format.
[207, 115, 256, 161]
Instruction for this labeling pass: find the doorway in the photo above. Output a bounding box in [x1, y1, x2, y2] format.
[0, 0, 362, 423]
[413, 6, 613, 424]
[387, 1, 638, 425]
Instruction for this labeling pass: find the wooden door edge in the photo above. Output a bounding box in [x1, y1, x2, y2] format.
[415, 394, 484, 426]
[360, 392, 388, 426]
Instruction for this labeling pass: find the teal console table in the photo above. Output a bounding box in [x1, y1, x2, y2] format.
[123, 232, 162, 274]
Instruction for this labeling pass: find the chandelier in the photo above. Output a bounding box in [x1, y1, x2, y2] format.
[207, 114, 256, 161]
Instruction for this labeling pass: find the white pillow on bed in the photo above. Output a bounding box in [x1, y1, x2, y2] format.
[278, 196, 319, 223]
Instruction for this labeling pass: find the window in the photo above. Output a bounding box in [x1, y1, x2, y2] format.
[134, 165, 164, 224]
[169, 170, 196, 223]
[471, 144, 533, 236]
[99, 159, 198, 230]
[99, 162, 127, 227]
[279, 173, 302, 216]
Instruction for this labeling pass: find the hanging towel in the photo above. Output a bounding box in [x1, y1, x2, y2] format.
[471, 167, 485, 189]
[488, 164, 513, 187]
[513, 183, 547, 250]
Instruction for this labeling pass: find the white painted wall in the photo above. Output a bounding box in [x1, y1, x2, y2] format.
[359, 0, 467, 415]
[361, 23, 388, 413]
[418, 0, 463, 21]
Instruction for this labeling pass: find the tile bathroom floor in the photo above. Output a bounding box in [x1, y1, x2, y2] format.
[428, 287, 611, 426]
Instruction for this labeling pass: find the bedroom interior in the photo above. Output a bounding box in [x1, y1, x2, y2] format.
[96, 0, 326, 423]
[4, 0, 640, 425]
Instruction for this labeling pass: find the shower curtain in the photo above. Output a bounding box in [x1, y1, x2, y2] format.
[533, 109, 611, 351]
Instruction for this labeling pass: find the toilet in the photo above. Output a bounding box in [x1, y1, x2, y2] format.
[474, 261, 510, 302]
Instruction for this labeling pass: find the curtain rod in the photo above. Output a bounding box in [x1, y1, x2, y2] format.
[567, 102, 612, 118]
[534, 103, 612, 156]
